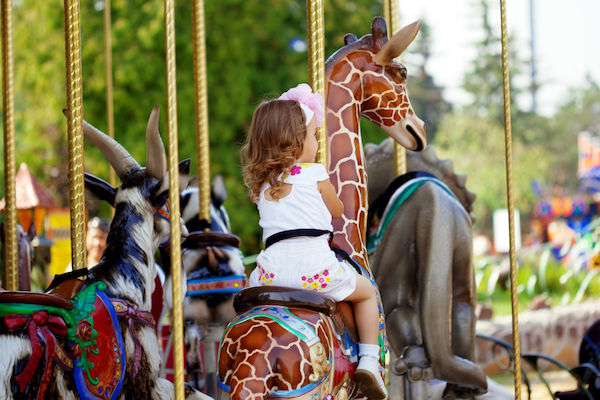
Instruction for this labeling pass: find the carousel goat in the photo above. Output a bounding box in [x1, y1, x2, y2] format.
[0, 106, 209, 400]
[365, 139, 488, 397]
[161, 176, 245, 394]
[217, 17, 426, 400]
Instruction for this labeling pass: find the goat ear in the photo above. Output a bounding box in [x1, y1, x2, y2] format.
[211, 174, 228, 208]
[152, 158, 191, 208]
[84, 173, 117, 207]
[178, 159, 191, 194]
[27, 222, 36, 240]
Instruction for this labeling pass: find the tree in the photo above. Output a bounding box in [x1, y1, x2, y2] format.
[1, 0, 383, 255]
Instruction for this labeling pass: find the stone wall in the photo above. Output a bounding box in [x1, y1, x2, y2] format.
[474, 299, 600, 376]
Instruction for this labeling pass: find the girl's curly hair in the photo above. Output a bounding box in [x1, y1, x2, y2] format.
[241, 99, 307, 202]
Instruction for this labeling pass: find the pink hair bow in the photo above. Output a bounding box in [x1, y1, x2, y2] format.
[278, 83, 325, 127]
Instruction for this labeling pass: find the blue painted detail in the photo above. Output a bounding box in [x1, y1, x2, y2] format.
[341, 331, 358, 357]
[186, 288, 243, 296]
[73, 290, 126, 400]
[217, 378, 230, 392]
[189, 275, 246, 283]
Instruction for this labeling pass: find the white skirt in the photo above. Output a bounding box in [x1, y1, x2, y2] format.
[248, 235, 357, 301]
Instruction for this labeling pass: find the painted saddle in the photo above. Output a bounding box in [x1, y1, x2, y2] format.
[217, 285, 384, 399]
[0, 271, 154, 400]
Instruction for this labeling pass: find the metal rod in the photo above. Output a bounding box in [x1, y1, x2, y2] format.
[499, 0, 522, 397]
[1, 0, 18, 291]
[104, 0, 116, 190]
[192, 0, 211, 225]
[163, 0, 185, 397]
[384, 0, 406, 176]
[63, 0, 86, 270]
[306, 0, 326, 165]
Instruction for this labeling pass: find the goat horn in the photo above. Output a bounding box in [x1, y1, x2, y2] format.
[373, 20, 422, 68]
[82, 118, 140, 180]
[145, 105, 167, 179]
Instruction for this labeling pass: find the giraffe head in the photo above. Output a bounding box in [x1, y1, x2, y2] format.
[326, 17, 426, 151]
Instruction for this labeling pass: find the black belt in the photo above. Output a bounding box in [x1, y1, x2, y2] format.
[264, 229, 332, 249]
[264, 229, 362, 275]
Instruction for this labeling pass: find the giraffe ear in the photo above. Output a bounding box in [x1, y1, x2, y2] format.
[373, 20, 421, 68]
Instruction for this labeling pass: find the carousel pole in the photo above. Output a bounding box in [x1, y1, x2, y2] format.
[163, 0, 185, 398]
[306, 0, 326, 165]
[499, 0, 522, 397]
[191, 0, 211, 225]
[1, 0, 18, 290]
[63, 0, 86, 270]
[384, 0, 406, 176]
[104, 0, 116, 190]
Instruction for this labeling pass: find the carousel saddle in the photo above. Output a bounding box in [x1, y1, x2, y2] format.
[234, 285, 358, 342]
[0, 272, 136, 400]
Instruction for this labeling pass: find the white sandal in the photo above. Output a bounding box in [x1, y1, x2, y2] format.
[355, 356, 387, 399]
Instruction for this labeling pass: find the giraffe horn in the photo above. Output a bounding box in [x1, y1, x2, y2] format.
[373, 20, 422, 68]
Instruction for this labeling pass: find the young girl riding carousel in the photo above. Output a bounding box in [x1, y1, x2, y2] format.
[242, 83, 387, 399]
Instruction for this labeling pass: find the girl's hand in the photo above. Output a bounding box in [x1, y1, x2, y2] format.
[318, 179, 344, 218]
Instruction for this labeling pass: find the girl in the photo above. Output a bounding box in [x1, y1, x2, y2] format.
[242, 84, 387, 399]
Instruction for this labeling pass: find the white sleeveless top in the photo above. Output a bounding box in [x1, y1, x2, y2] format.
[249, 163, 357, 301]
[257, 162, 332, 242]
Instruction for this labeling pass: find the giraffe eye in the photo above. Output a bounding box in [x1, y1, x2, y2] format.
[397, 67, 407, 80]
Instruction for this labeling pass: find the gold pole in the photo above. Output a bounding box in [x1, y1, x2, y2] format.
[163, 0, 184, 398]
[104, 0, 116, 190]
[63, 0, 86, 270]
[499, 0, 522, 397]
[191, 0, 211, 225]
[384, 0, 406, 176]
[306, 0, 326, 165]
[1, 0, 18, 291]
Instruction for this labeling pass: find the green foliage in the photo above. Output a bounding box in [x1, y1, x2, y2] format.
[476, 250, 600, 316]
[2, 0, 382, 255]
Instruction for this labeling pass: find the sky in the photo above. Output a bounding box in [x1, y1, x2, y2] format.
[399, 0, 600, 117]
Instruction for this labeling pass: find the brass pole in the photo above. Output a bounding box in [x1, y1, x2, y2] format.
[306, 0, 326, 165]
[1, 0, 18, 291]
[63, 0, 86, 270]
[104, 0, 116, 190]
[192, 0, 211, 225]
[163, 0, 184, 398]
[499, 0, 522, 397]
[384, 0, 406, 176]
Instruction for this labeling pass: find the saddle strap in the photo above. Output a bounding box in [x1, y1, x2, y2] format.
[111, 299, 155, 376]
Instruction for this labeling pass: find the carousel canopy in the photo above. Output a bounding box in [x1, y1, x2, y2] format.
[0, 163, 57, 211]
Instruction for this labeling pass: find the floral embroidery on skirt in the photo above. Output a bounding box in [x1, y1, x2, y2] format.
[301, 268, 331, 291]
[257, 264, 275, 285]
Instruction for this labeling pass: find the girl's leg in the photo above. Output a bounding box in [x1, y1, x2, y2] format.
[345, 274, 379, 344]
[345, 274, 387, 399]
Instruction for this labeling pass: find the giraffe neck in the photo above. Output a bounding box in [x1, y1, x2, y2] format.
[326, 62, 370, 273]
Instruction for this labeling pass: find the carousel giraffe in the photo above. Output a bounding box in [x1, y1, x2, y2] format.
[326, 17, 425, 273]
[217, 17, 425, 400]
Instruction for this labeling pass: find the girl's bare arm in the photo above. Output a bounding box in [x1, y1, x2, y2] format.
[318, 179, 344, 218]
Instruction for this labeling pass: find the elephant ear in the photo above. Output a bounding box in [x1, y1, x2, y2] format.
[373, 20, 422, 68]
